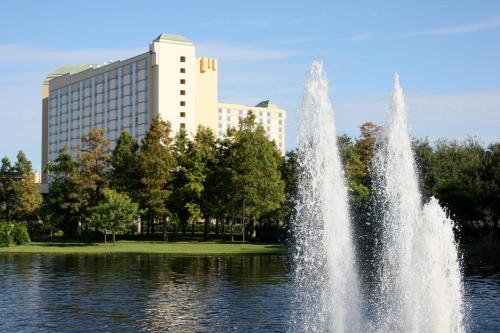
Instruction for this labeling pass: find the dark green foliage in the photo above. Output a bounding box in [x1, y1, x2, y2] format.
[137, 117, 176, 235]
[414, 137, 500, 231]
[111, 131, 139, 198]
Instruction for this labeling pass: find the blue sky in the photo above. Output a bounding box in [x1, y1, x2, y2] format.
[1, 0, 499, 170]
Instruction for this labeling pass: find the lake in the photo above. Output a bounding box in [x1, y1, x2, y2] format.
[1, 249, 498, 332]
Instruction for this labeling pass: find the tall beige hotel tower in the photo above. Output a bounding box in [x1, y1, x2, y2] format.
[41, 34, 286, 187]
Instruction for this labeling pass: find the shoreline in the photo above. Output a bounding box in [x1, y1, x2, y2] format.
[0, 240, 287, 255]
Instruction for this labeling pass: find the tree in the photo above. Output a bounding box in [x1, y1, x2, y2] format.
[190, 126, 218, 240]
[137, 116, 176, 238]
[280, 149, 299, 225]
[225, 113, 285, 240]
[338, 135, 369, 201]
[111, 131, 139, 198]
[44, 147, 84, 236]
[0, 157, 14, 220]
[0, 152, 42, 231]
[169, 128, 191, 235]
[11, 151, 42, 231]
[76, 128, 112, 216]
[87, 189, 139, 244]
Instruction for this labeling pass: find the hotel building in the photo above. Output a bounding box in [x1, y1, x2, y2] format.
[41, 34, 286, 185]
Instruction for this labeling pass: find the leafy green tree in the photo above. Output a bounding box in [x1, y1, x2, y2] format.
[338, 135, 369, 201]
[11, 151, 42, 231]
[280, 149, 299, 225]
[76, 128, 112, 216]
[170, 128, 191, 235]
[225, 113, 285, 240]
[482, 143, 500, 229]
[111, 131, 139, 198]
[137, 116, 176, 238]
[44, 147, 84, 236]
[87, 189, 139, 244]
[0, 157, 14, 220]
[190, 126, 218, 240]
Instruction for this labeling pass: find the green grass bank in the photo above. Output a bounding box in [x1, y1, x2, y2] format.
[0, 240, 286, 255]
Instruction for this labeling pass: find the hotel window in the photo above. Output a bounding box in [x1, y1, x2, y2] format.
[259, 112, 263, 116]
[279, 113, 282, 118]
[180, 79, 186, 84]
[267, 119, 271, 124]
[279, 127, 283, 132]
[180, 101, 186, 106]
[180, 56, 186, 62]
[279, 120, 282, 125]
[180, 112, 186, 118]
[218, 123, 222, 128]
[267, 112, 271, 116]
[180, 90, 185, 95]
[180, 123, 186, 129]
[227, 116, 231, 122]
[180, 68, 186, 73]
[218, 108, 222, 113]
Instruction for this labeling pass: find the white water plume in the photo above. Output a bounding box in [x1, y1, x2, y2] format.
[373, 73, 465, 332]
[291, 61, 362, 333]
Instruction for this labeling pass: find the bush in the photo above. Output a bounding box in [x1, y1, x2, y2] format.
[11, 224, 31, 245]
[0, 223, 31, 247]
[0, 224, 14, 247]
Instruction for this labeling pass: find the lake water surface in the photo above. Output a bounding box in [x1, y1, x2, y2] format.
[1, 250, 498, 332]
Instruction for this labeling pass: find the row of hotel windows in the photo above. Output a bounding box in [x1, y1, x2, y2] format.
[218, 115, 283, 126]
[179, 56, 187, 122]
[48, 59, 151, 160]
[218, 108, 283, 118]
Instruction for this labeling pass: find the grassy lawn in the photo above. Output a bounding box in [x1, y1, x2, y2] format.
[0, 239, 286, 255]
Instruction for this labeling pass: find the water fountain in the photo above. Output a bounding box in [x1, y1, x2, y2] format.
[373, 73, 465, 332]
[291, 61, 362, 333]
[291, 65, 465, 332]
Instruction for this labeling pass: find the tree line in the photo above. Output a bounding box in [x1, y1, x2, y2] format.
[1, 118, 498, 243]
[337, 123, 499, 237]
[1, 113, 287, 242]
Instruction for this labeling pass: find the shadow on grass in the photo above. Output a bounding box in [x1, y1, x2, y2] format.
[34, 242, 99, 247]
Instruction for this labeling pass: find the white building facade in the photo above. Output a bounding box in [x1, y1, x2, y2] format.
[42, 34, 286, 185]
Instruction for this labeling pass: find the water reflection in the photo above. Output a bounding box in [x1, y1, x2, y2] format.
[0, 255, 290, 333]
[1, 253, 499, 332]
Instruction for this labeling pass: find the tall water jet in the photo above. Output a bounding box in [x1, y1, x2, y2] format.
[374, 73, 465, 332]
[291, 61, 362, 333]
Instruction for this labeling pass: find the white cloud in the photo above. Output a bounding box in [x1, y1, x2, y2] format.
[0, 44, 144, 64]
[196, 41, 302, 61]
[333, 90, 500, 143]
[340, 16, 500, 42]
[400, 16, 500, 37]
[339, 32, 374, 42]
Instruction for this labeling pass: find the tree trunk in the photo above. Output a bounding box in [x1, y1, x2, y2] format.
[204, 216, 210, 241]
[163, 217, 168, 241]
[215, 218, 219, 237]
[230, 220, 234, 242]
[221, 218, 225, 236]
[251, 216, 257, 240]
[182, 221, 186, 236]
[191, 221, 195, 236]
[104, 230, 107, 244]
[112, 232, 116, 245]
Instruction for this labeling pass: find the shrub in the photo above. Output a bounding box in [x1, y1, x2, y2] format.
[0, 223, 30, 247]
[11, 224, 31, 245]
[0, 224, 14, 247]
